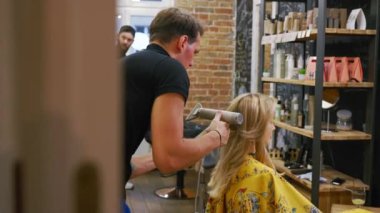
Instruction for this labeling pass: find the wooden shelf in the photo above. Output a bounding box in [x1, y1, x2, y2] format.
[323, 28, 377, 36]
[262, 77, 374, 88]
[331, 204, 380, 213]
[261, 28, 377, 44]
[272, 159, 369, 192]
[265, 0, 306, 2]
[273, 120, 372, 141]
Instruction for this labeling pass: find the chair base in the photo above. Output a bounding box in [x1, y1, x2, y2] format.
[155, 187, 195, 199]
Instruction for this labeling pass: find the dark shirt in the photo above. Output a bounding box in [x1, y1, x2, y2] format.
[123, 43, 190, 181]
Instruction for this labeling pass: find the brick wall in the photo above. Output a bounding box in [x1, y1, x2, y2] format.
[175, 0, 235, 115]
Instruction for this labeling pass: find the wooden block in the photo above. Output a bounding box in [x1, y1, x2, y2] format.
[339, 8, 347, 29]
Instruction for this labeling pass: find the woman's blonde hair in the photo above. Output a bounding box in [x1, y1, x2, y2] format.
[207, 93, 276, 198]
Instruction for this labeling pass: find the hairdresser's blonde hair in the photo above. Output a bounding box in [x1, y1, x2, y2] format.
[207, 93, 276, 198]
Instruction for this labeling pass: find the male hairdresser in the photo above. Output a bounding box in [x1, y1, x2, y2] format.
[122, 7, 230, 210]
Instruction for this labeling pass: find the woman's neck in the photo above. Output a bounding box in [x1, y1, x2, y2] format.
[249, 144, 256, 155]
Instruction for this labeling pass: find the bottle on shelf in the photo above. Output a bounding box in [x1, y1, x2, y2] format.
[290, 94, 298, 126]
[275, 96, 282, 121]
[297, 54, 304, 69]
[284, 98, 291, 123]
[283, 15, 289, 33]
[269, 83, 275, 98]
[270, 17, 277, 35]
[264, 14, 273, 35]
[308, 95, 314, 128]
[277, 17, 284, 34]
[280, 98, 286, 122]
[285, 53, 295, 79]
[271, 2, 278, 20]
[297, 108, 304, 128]
[274, 49, 285, 78]
[291, 104, 299, 126]
[269, 53, 274, 77]
[303, 93, 310, 128]
[273, 49, 279, 78]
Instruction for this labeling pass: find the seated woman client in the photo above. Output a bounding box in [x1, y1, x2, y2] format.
[206, 93, 320, 212]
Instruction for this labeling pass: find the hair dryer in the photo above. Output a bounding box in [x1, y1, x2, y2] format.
[186, 103, 243, 125]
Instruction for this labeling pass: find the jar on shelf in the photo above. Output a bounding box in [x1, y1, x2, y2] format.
[336, 109, 352, 131]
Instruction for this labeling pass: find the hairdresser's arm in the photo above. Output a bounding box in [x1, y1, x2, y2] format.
[150, 93, 230, 174]
[129, 153, 156, 179]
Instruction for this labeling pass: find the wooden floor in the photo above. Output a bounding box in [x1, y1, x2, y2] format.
[126, 169, 206, 213]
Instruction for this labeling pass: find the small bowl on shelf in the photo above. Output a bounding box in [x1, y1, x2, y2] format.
[298, 73, 305, 80]
[263, 72, 270, 77]
[298, 68, 306, 80]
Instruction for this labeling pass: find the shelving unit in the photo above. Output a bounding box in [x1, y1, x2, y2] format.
[273, 159, 370, 212]
[258, 0, 379, 211]
[273, 159, 369, 192]
[261, 28, 377, 44]
[273, 120, 371, 141]
[262, 77, 374, 88]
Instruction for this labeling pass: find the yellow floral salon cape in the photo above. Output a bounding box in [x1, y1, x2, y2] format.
[206, 155, 320, 213]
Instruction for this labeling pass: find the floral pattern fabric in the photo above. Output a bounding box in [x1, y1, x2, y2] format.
[206, 156, 321, 213]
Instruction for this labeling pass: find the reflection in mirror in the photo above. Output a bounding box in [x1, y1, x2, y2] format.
[322, 89, 340, 132]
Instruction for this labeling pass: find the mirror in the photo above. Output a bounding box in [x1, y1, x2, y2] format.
[322, 89, 340, 109]
[322, 89, 340, 132]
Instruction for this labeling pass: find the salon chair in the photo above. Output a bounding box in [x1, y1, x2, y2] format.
[144, 121, 206, 199]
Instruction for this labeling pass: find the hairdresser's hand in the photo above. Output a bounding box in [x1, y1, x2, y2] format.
[206, 111, 230, 147]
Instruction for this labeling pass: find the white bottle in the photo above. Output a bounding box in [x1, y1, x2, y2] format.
[279, 49, 285, 78]
[284, 54, 289, 79]
[269, 83, 275, 98]
[274, 49, 285, 78]
[273, 50, 279, 78]
[286, 54, 294, 79]
[297, 54, 304, 69]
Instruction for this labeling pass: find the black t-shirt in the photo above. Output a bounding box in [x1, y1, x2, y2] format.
[123, 44, 190, 181]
